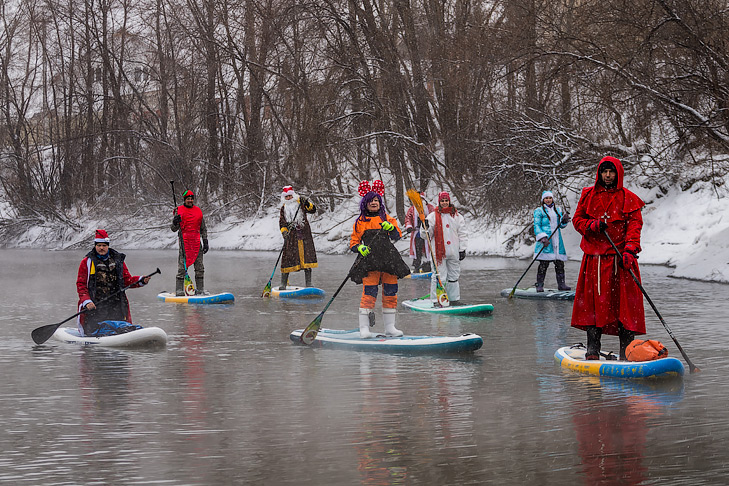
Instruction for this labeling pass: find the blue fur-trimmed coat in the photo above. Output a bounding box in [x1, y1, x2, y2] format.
[533, 205, 568, 261]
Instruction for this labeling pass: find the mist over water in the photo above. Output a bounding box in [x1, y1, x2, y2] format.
[1, 249, 726, 484]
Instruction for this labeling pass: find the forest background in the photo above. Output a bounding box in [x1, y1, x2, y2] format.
[0, 0, 728, 282]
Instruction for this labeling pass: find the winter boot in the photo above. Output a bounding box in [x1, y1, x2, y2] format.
[304, 268, 312, 288]
[618, 326, 635, 360]
[412, 260, 421, 274]
[175, 278, 185, 296]
[383, 308, 403, 337]
[280, 272, 289, 291]
[421, 262, 431, 273]
[359, 308, 373, 339]
[195, 277, 209, 295]
[555, 261, 571, 291]
[536, 261, 549, 292]
[586, 326, 602, 360]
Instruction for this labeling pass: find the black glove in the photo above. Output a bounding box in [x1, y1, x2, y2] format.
[422, 219, 429, 229]
[173, 214, 182, 225]
[202, 239, 209, 254]
[405, 227, 413, 234]
[561, 214, 571, 224]
[459, 250, 466, 261]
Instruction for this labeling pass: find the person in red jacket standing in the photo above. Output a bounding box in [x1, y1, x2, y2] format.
[571, 156, 646, 360]
[171, 189, 209, 295]
[77, 229, 151, 336]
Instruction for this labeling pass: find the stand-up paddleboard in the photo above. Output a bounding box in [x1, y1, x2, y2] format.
[290, 328, 483, 354]
[407, 272, 433, 280]
[270, 286, 325, 298]
[52, 326, 167, 348]
[555, 345, 684, 380]
[402, 297, 494, 316]
[157, 292, 235, 304]
[501, 287, 575, 300]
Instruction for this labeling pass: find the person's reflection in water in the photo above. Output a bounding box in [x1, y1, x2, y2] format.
[182, 309, 209, 426]
[355, 353, 408, 484]
[80, 348, 132, 421]
[572, 379, 674, 486]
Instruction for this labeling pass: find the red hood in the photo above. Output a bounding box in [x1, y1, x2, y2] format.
[594, 156, 624, 190]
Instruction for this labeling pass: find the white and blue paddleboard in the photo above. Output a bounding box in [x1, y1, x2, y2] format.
[402, 298, 494, 316]
[501, 287, 575, 300]
[270, 286, 325, 298]
[290, 328, 483, 354]
[157, 292, 235, 304]
[52, 326, 167, 348]
[555, 345, 684, 380]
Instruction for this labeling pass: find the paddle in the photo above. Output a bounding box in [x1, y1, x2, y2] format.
[170, 181, 195, 295]
[299, 230, 387, 345]
[508, 223, 561, 298]
[261, 202, 302, 297]
[31, 268, 161, 345]
[602, 229, 700, 373]
[406, 189, 449, 307]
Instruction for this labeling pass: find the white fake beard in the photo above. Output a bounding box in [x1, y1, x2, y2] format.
[283, 197, 304, 226]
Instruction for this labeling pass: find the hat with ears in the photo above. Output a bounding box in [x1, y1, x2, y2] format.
[94, 229, 110, 243]
[358, 180, 385, 197]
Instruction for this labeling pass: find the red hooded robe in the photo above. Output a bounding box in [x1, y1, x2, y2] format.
[571, 156, 646, 335]
[177, 204, 204, 266]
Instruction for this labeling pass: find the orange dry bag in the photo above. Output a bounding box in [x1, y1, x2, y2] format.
[625, 339, 668, 362]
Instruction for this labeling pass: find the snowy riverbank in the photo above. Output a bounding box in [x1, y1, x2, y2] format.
[1, 178, 728, 284]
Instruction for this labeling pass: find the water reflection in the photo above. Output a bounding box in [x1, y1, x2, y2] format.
[570, 375, 683, 486]
[79, 348, 132, 422]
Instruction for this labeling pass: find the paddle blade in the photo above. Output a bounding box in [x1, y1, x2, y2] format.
[184, 274, 195, 296]
[435, 279, 449, 307]
[300, 314, 324, 345]
[261, 280, 272, 298]
[31, 323, 61, 345]
[406, 189, 425, 219]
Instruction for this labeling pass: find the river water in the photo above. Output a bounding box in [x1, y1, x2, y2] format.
[1, 248, 727, 484]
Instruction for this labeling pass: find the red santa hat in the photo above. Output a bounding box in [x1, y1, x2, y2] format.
[182, 189, 194, 199]
[282, 185, 295, 197]
[94, 229, 110, 243]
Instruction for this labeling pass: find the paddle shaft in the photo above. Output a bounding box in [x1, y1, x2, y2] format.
[262, 202, 302, 296]
[602, 230, 699, 373]
[509, 223, 561, 298]
[31, 268, 161, 345]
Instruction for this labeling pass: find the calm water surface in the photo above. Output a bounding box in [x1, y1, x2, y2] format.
[1, 249, 727, 484]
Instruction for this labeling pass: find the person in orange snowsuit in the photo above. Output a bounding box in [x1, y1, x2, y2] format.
[349, 180, 410, 338]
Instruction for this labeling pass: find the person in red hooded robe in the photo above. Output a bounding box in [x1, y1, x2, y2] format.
[571, 156, 646, 360]
[171, 190, 209, 295]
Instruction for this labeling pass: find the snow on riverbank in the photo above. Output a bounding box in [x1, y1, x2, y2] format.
[1, 179, 728, 284]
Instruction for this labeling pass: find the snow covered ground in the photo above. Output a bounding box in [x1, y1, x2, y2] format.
[1, 178, 728, 284]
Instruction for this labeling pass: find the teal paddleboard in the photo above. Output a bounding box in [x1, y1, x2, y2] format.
[402, 298, 494, 316]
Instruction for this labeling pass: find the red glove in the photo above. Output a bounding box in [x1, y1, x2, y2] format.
[622, 250, 637, 270]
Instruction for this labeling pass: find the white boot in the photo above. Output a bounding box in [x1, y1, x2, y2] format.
[359, 308, 373, 338]
[383, 308, 403, 337]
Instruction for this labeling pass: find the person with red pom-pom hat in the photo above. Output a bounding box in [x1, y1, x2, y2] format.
[76, 229, 152, 336]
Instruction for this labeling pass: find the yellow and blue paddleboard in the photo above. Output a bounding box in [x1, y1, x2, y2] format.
[157, 292, 235, 304]
[555, 345, 684, 380]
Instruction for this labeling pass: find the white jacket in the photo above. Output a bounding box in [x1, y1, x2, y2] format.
[426, 210, 467, 261]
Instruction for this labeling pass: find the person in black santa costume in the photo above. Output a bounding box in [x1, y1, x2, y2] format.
[279, 185, 318, 289]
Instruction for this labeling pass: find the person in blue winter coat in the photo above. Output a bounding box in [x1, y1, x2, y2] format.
[533, 190, 571, 292]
